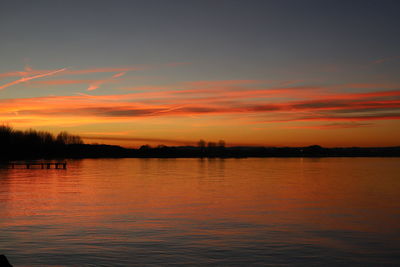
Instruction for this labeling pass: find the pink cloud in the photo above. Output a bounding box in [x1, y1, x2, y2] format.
[1, 77, 399, 129]
[0, 62, 187, 80]
[112, 72, 126, 78]
[0, 66, 141, 80]
[285, 122, 373, 130]
[0, 69, 54, 79]
[87, 72, 127, 91]
[0, 68, 67, 90]
[273, 114, 400, 123]
[0, 86, 398, 124]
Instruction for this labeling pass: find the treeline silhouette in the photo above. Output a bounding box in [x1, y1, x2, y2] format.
[1, 125, 400, 160]
[0, 125, 84, 159]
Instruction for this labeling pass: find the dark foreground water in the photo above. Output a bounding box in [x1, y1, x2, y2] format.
[1, 158, 400, 266]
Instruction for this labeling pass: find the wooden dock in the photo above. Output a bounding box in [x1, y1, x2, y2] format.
[4, 162, 67, 169]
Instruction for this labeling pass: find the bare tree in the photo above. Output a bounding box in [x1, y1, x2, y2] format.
[56, 131, 83, 145]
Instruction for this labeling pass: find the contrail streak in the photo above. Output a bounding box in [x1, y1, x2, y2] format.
[0, 68, 67, 90]
[87, 71, 127, 91]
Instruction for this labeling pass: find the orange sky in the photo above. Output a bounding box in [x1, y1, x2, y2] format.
[1, 1, 399, 148]
[1, 68, 399, 147]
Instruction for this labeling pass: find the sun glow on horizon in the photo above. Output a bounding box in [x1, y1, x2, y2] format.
[1, 68, 400, 147]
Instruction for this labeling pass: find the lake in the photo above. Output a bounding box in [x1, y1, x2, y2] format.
[1, 158, 400, 266]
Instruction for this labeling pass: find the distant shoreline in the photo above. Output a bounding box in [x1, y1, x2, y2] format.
[1, 144, 400, 161]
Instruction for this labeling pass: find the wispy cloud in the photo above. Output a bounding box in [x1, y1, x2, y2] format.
[0, 68, 67, 90]
[31, 79, 94, 86]
[28, 73, 127, 89]
[184, 80, 269, 87]
[112, 72, 126, 78]
[87, 71, 127, 91]
[270, 113, 400, 123]
[285, 122, 373, 130]
[0, 67, 143, 78]
[0, 60, 189, 81]
[0, 67, 132, 90]
[87, 82, 102, 91]
[0, 69, 49, 79]
[66, 67, 143, 75]
[1, 83, 399, 128]
[1, 75, 399, 133]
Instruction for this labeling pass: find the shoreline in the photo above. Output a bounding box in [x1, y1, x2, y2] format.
[1, 144, 400, 161]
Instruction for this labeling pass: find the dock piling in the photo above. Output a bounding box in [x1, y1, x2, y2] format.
[3, 162, 67, 170]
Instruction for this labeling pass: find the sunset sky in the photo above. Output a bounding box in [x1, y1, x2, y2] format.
[1, 0, 399, 147]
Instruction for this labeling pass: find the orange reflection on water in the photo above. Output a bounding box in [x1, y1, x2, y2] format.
[1, 158, 400, 265]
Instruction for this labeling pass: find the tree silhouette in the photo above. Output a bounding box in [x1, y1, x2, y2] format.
[56, 131, 83, 145]
[0, 125, 84, 160]
[197, 139, 206, 148]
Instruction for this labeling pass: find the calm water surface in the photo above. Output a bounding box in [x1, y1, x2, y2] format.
[1, 158, 400, 266]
